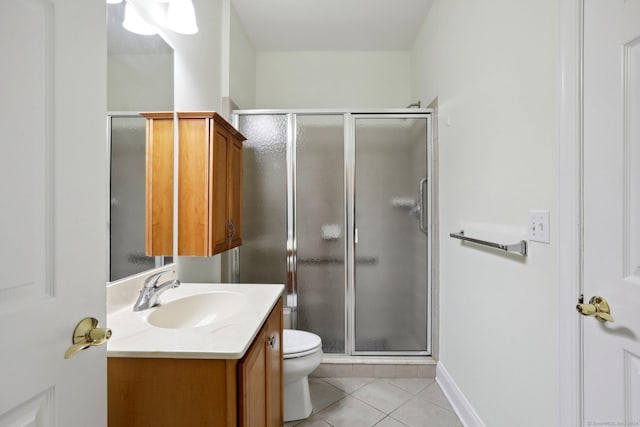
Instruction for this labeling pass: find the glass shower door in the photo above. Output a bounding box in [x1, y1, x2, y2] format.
[352, 116, 429, 354]
[296, 115, 346, 353]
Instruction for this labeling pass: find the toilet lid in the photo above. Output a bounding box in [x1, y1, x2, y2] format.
[283, 329, 322, 358]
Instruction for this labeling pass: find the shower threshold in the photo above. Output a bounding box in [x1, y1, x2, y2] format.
[322, 355, 436, 365]
[313, 355, 437, 379]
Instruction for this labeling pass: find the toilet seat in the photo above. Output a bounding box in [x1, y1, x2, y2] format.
[283, 329, 322, 359]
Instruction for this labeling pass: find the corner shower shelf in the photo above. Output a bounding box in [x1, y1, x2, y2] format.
[449, 230, 527, 257]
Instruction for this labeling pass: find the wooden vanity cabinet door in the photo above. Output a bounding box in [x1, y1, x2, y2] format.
[238, 303, 283, 427]
[265, 302, 283, 426]
[142, 112, 174, 256]
[239, 330, 268, 426]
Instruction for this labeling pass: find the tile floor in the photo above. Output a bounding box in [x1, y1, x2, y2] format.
[284, 377, 462, 427]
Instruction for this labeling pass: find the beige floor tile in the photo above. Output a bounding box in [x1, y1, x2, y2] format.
[293, 414, 333, 427]
[421, 382, 452, 410]
[391, 400, 462, 427]
[385, 378, 434, 395]
[375, 416, 409, 426]
[322, 377, 375, 394]
[294, 375, 457, 427]
[352, 379, 413, 414]
[317, 396, 386, 427]
[308, 378, 347, 414]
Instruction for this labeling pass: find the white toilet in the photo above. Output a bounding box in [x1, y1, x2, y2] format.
[283, 329, 323, 422]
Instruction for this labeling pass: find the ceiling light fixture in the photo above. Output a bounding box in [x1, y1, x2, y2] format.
[166, 0, 199, 35]
[122, 1, 158, 35]
[106, 0, 123, 4]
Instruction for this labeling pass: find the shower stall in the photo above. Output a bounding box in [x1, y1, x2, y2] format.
[232, 110, 433, 356]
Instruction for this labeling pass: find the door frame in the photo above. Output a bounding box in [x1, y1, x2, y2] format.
[346, 113, 433, 356]
[558, 0, 585, 425]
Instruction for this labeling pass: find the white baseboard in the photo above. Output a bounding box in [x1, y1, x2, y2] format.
[436, 362, 486, 427]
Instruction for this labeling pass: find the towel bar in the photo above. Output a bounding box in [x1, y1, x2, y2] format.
[449, 230, 527, 256]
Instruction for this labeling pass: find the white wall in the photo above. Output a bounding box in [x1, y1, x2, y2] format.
[229, 5, 256, 109]
[411, 1, 558, 426]
[255, 51, 411, 108]
[160, 0, 224, 112]
[108, 53, 173, 111]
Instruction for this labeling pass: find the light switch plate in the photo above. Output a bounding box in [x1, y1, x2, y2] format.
[528, 210, 550, 243]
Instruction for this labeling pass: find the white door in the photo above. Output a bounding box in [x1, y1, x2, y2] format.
[0, 0, 107, 426]
[583, 0, 640, 424]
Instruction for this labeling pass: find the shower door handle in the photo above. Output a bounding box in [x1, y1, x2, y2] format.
[419, 178, 427, 234]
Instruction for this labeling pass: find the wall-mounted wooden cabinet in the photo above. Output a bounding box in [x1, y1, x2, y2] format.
[141, 112, 174, 256]
[143, 111, 245, 257]
[107, 302, 283, 427]
[177, 112, 245, 257]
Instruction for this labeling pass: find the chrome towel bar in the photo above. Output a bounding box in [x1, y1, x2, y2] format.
[449, 230, 527, 257]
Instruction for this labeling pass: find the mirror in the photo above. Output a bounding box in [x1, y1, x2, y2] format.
[107, 2, 174, 282]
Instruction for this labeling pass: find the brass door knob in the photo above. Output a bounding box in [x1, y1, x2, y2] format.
[64, 317, 112, 359]
[576, 296, 614, 323]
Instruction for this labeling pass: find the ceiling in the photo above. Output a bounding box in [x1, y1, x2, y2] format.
[231, 0, 434, 51]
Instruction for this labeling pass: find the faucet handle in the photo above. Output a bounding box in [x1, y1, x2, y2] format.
[144, 270, 175, 288]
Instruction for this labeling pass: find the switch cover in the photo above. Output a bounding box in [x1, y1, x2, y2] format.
[528, 210, 550, 243]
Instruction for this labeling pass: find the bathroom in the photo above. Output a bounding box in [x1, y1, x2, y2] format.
[104, 0, 558, 424]
[5, 0, 613, 425]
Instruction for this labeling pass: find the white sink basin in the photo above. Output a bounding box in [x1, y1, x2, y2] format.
[146, 291, 247, 329]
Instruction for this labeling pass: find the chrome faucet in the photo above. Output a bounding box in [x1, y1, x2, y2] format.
[133, 271, 181, 312]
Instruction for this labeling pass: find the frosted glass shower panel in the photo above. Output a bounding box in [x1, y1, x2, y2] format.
[354, 118, 428, 353]
[110, 116, 157, 281]
[238, 115, 288, 285]
[296, 115, 345, 354]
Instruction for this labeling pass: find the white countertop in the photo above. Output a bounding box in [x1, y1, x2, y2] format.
[107, 282, 284, 360]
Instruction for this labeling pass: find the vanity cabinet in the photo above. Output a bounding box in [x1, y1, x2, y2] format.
[239, 298, 283, 426]
[141, 112, 174, 256]
[178, 112, 245, 256]
[107, 302, 283, 427]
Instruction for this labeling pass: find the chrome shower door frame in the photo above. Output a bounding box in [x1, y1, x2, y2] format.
[347, 113, 433, 356]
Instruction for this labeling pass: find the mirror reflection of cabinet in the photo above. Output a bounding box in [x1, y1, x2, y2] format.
[141, 112, 174, 257]
[143, 112, 245, 257]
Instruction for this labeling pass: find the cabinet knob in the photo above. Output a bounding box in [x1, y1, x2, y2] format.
[267, 334, 277, 348]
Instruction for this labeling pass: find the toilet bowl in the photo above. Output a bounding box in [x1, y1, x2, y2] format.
[283, 329, 323, 422]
